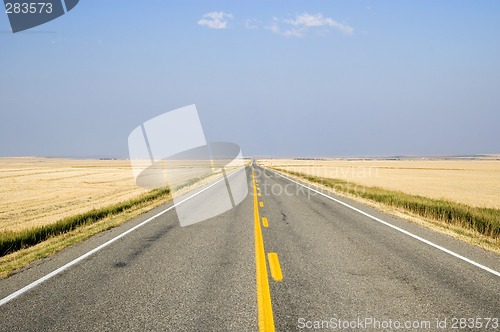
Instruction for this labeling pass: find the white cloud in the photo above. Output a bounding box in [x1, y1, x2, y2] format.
[270, 12, 353, 38]
[266, 18, 305, 37]
[282, 28, 306, 38]
[244, 19, 259, 29]
[267, 22, 280, 34]
[198, 12, 233, 29]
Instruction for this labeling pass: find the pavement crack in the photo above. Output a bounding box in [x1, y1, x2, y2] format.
[281, 212, 288, 224]
[110, 224, 176, 268]
[113, 261, 127, 268]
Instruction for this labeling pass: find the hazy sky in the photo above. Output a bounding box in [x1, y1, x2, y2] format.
[1, 1, 499, 158]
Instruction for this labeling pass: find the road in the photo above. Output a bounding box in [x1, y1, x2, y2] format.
[1, 165, 499, 331]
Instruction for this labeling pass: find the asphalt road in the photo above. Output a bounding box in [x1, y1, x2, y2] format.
[1, 165, 499, 331]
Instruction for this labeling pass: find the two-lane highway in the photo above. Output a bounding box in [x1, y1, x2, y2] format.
[255, 166, 499, 331]
[1, 165, 499, 331]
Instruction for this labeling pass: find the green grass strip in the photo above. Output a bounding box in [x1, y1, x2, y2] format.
[277, 169, 500, 239]
[0, 188, 170, 256]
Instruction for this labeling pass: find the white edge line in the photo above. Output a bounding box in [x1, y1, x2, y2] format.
[0, 167, 247, 307]
[264, 167, 500, 278]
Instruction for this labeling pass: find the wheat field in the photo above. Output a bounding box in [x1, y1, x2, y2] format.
[0, 157, 150, 233]
[260, 159, 500, 209]
[2, 157, 498, 234]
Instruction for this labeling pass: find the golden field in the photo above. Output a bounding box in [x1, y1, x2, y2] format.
[0, 157, 150, 233]
[2, 157, 497, 234]
[260, 159, 500, 209]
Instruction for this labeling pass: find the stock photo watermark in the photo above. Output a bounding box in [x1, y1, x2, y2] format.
[127, 105, 376, 226]
[297, 316, 499, 330]
[285, 164, 380, 180]
[3, 0, 79, 32]
[251, 167, 368, 200]
[128, 104, 248, 227]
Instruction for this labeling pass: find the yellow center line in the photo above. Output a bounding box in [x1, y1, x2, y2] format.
[259, 201, 264, 208]
[262, 217, 269, 228]
[252, 167, 276, 332]
[268, 253, 283, 282]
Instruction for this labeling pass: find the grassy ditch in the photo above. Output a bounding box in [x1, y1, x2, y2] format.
[0, 188, 170, 257]
[273, 168, 500, 240]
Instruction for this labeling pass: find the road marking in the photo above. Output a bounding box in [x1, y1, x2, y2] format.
[258, 193, 262, 197]
[268, 253, 283, 281]
[262, 217, 269, 228]
[252, 167, 276, 332]
[259, 202, 264, 208]
[0, 169, 244, 307]
[267, 168, 500, 278]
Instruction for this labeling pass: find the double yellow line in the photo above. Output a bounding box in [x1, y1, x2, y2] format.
[252, 167, 276, 331]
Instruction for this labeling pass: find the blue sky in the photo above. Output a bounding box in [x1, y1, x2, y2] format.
[1, 1, 499, 158]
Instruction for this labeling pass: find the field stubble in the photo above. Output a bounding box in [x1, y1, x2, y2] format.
[260, 159, 500, 251]
[0, 157, 150, 233]
[261, 159, 500, 209]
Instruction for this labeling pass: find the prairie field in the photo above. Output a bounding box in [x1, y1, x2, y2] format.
[260, 159, 500, 209]
[0, 157, 149, 233]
